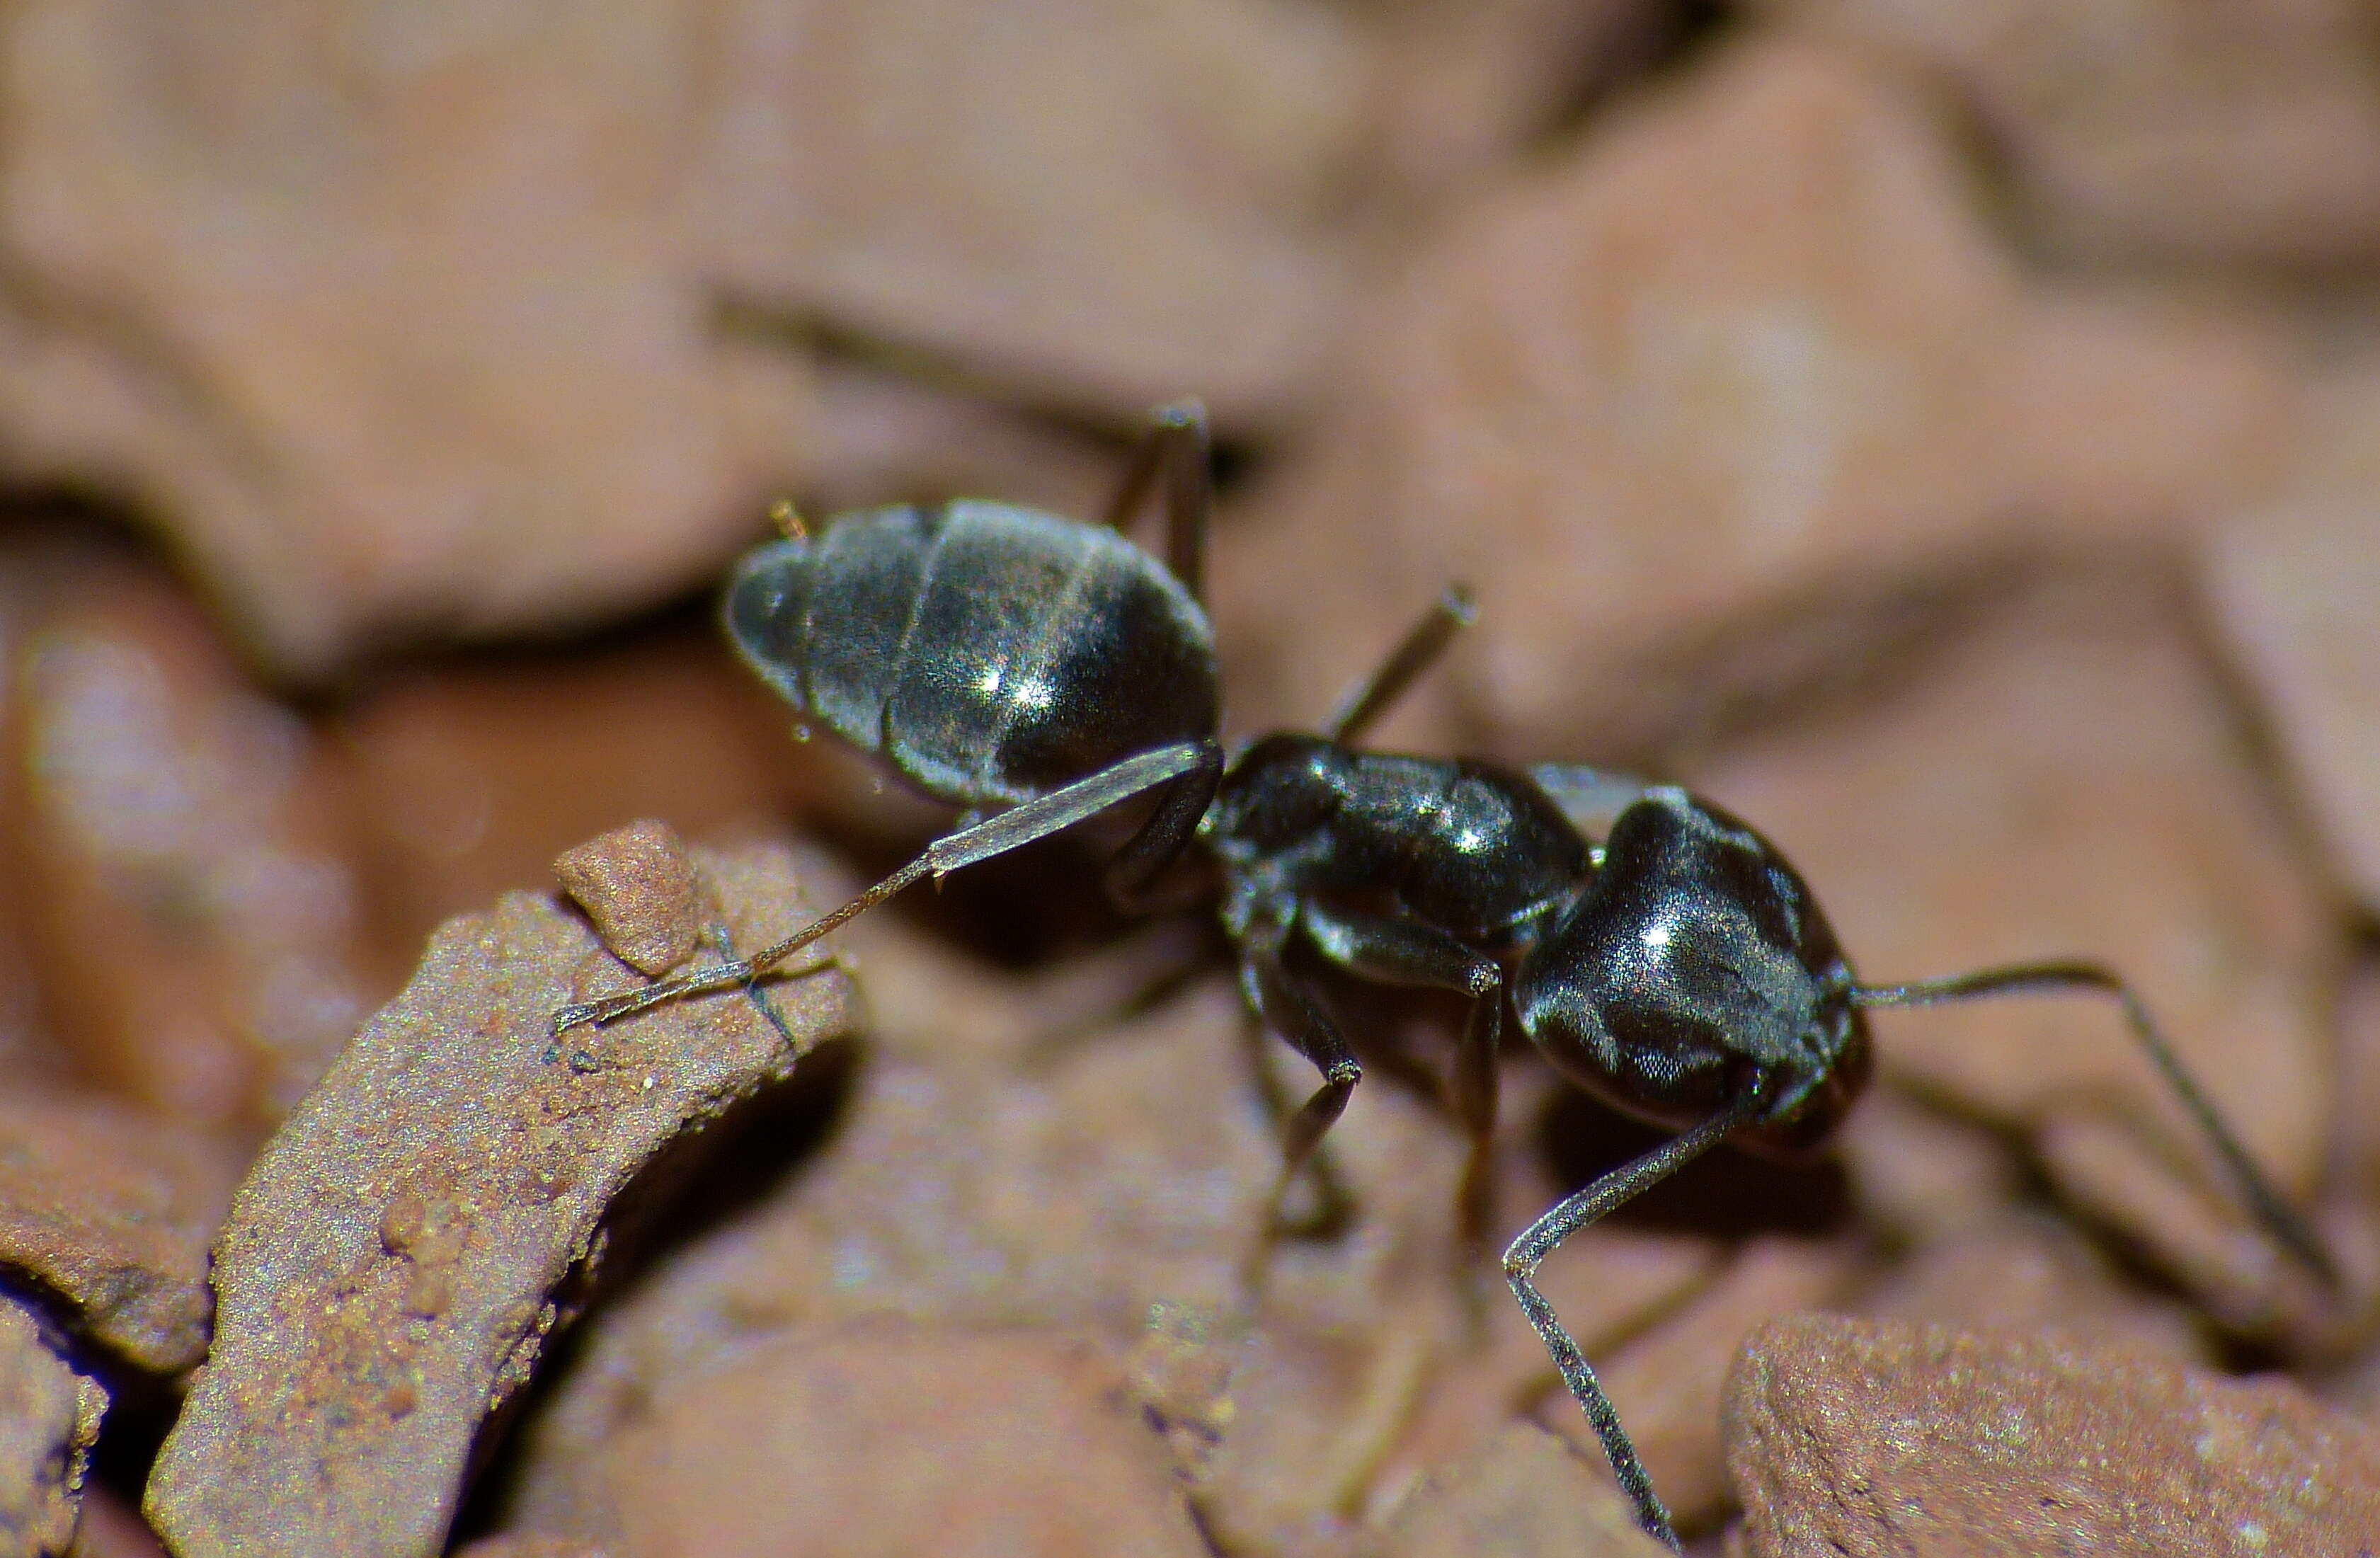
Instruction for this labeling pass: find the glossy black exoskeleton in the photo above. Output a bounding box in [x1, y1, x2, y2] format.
[726, 502, 1219, 810]
[553, 402, 2335, 1553]
[1514, 786, 1874, 1154]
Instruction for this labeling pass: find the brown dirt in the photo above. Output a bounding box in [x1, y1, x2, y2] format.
[0, 5, 2375, 1555]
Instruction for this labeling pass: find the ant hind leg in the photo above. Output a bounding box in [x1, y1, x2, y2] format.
[1104, 741, 1224, 910]
[1236, 937, 1363, 1290]
[1104, 400, 1211, 603]
[553, 742, 1214, 1035]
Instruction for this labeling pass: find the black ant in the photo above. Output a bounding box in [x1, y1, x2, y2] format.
[553, 403, 2338, 1550]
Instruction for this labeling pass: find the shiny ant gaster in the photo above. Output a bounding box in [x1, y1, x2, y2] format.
[554, 403, 2336, 1550]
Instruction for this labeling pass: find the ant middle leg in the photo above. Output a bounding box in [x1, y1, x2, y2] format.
[1242, 939, 1363, 1179]
[1229, 1002, 1356, 1239]
[1104, 399, 1211, 602]
[1504, 1087, 1773, 1553]
[1322, 585, 1476, 745]
[1298, 905, 1506, 1266]
[1236, 932, 1363, 1285]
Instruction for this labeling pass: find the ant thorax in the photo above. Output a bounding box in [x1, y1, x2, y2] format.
[1206, 734, 1588, 948]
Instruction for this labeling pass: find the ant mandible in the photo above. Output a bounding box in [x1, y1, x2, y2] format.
[552, 402, 2337, 1551]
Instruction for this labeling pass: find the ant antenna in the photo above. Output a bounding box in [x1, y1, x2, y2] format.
[769, 498, 808, 542]
[1853, 962, 2338, 1292]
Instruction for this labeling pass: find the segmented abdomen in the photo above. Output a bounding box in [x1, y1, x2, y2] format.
[724, 500, 1217, 808]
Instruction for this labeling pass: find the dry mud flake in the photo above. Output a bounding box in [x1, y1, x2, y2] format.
[1351, 0, 1659, 208]
[1860, 1212, 2210, 1368]
[1695, 574, 2335, 1332]
[2199, 369, 2380, 920]
[507, 973, 1286, 1523]
[2205, 502, 2380, 912]
[550, 822, 703, 980]
[1756, 0, 2380, 268]
[1533, 1236, 1867, 1535]
[2341, 966, 2380, 1218]
[0, 1293, 106, 1558]
[0, 1092, 239, 1376]
[1208, 32, 2292, 752]
[452, 1538, 610, 1558]
[143, 839, 854, 1558]
[1831, 1090, 2023, 1247]
[0, 0, 810, 677]
[687, 0, 1361, 423]
[336, 629, 815, 953]
[1725, 1312, 2380, 1556]
[1367, 1213, 1724, 1530]
[800, 360, 1128, 531]
[1, 538, 384, 1124]
[509, 939, 1717, 1551]
[533, 1317, 1206, 1558]
[70, 1490, 171, 1558]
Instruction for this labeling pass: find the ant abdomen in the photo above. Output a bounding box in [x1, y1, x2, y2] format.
[724, 499, 1218, 810]
[1514, 787, 1870, 1154]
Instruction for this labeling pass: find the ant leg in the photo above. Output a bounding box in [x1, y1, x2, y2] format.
[704, 922, 797, 1050]
[1298, 905, 1504, 1261]
[1322, 586, 1475, 745]
[1526, 763, 1656, 845]
[552, 741, 1212, 1034]
[1505, 1087, 1772, 1554]
[1854, 962, 2339, 1290]
[1230, 1003, 1356, 1237]
[1237, 933, 1363, 1276]
[1450, 994, 1501, 1266]
[1242, 939, 1363, 1176]
[1104, 399, 1211, 603]
[1105, 740, 1225, 910]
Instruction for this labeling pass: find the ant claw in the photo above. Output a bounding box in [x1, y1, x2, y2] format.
[550, 1002, 600, 1037]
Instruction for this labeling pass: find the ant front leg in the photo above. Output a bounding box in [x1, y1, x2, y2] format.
[1104, 399, 1211, 604]
[1504, 1087, 1773, 1554]
[1298, 904, 1506, 1267]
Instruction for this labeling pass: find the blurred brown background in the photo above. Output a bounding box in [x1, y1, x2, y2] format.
[5, 1, 2380, 1555]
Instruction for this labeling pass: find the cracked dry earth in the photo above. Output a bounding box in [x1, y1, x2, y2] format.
[91, 786, 2380, 1558]
[6, 1, 2380, 1556]
[5, 542, 2380, 1558]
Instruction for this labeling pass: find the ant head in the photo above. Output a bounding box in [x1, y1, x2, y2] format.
[1515, 788, 1872, 1149]
[1733, 1004, 1870, 1157]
